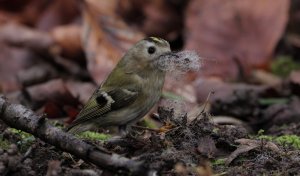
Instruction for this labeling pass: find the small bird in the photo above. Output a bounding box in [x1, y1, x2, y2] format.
[66, 37, 171, 134]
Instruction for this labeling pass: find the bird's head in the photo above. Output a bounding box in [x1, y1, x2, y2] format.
[122, 37, 171, 70]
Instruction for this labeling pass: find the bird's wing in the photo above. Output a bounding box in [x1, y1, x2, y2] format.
[66, 88, 138, 131]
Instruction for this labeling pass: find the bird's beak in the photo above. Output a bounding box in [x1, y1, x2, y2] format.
[159, 51, 179, 59]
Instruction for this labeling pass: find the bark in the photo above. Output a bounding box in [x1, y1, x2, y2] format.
[0, 96, 148, 175]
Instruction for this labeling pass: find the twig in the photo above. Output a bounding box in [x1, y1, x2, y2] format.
[201, 91, 214, 114]
[0, 96, 148, 175]
[21, 142, 37, 162]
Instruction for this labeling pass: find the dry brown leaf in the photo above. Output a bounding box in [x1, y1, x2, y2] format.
[158, 122, 175, 134]
[185, 0, 290, 80]
[36, 0, 80, 31]
[118, 0, 184, 40]
[17, 63, 58, 87]
[51, 25, 83, 59]
[21, 79, 81, 119]
[46, 160, 61, 176]
[197, 136, 217, 158]
[0, 22, 54, 51]
[0, 11, 21, 25]
[250, 69, 282, 86]
[0, 44, 36, 92]
[25, 79, 80, 107]
[0, 0, 59, 26]
[226, 138, 281, 165]
[139, 0, 182, 39]
[263, 98, 300, 127]
[82, 0, 144, 83]
[174, 163, 189, 176]
[0, 0, 30, 11]
[288, 71, 300, 96]
[195, 162, 213, 176]
[194, 78, 268, 104]
[291, 71, 300, 84]
[65, 80, 96, 104]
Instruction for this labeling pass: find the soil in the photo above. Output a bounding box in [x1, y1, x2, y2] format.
[1, 1, 300, 175]
[1, 94, 300, 176]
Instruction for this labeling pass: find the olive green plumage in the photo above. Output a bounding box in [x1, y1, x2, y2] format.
[66, 37, 171, 134]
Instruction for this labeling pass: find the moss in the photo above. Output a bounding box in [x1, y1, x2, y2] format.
[49, 120, 64, 129]
[212, 127, 219, 134]
[256, 129, 273, 141]
[8, 128, 35, 152]
[257, 129, 265, 136]
[211, 158, 227, 175]
[257, 132, 300, 150]
[258, 135, 273, 141]
[275, 135, 300, 149]
[9, 128, 33, 139]
[211, 158, 226, 166]
[139, 118, 158, 129]
[78, 131, 111, 141]
[271, 56, 300, 77]
[0, 136, 11, 150]
[258, 98, 289, 106]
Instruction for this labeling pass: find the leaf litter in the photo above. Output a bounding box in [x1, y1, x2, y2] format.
[0, 0, 300, 175]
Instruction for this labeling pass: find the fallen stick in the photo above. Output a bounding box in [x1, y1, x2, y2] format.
[0, 96, 147, 175]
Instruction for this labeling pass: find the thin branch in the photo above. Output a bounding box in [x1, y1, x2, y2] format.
[0, 96, 148, 175]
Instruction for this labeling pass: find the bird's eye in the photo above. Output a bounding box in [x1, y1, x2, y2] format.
[148, 46, 156, 54]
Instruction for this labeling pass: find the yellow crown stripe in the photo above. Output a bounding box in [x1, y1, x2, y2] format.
[150, 37, 164, 44]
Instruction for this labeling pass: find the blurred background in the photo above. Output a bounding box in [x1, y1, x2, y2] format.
[3, 1, 300, 175]
[0, 0, 299, 128]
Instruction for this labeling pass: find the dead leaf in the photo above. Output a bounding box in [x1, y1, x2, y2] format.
[0, 22, 55, 51]
[118, 0, 184, 40]
[174, 163, 188, 176]
[27, 79, 80, 106]
[0, 10, 21, 25]
[250, 69, 282, 86]
[226, 138, 280, 165]
[288, 71, 300, 96]
[286, 34, 300, 48]
[17, 63, 58, 87]
[65, 80, 96, 104]
[46, 160, 61, 176]
[51, 25, 83, 59]
[185, 0, 290, 80]
[194, 78, 269, 104]
[36, 0, 80, 31]
[262, 97, 300, 128]
[43, 101, 65, 119]
[212, 116, 249, 127]
[0, 0, 41, 25]
[159, 121, 175, 134]
[82, 0, 144, 83]
[139, 0, 182, 39]
[0, 43, 36, 92]
[0, 0, 30, 12]
[195, 162, 213, 176]
[197, 136, 217, 158]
